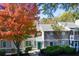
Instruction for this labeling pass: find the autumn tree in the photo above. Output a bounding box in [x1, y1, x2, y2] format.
[0, 3, 38, 55]
[58, 11, 75, 22]
[40, 18, 57, 24]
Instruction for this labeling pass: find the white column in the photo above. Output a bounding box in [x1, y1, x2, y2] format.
[36, 41, 38, 49]
[32, 40, 35, 48]
[35, 37, 38, 49]
[41, 31, 44, 48]
[73, 30, 75, 40]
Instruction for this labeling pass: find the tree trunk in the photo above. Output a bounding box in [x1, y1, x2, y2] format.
[13, 41, 21, 56]
[16, 42, 21, 56]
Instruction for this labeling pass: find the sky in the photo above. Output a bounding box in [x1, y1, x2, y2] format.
[39, 8, 65, 19]
[54, 8, 65, 17]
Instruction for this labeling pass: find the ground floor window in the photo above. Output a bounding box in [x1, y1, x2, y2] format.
[50, 42, 53, 46]
[2, 41, 6, 47]
[71, 41, 74, 46]
[0, 41, 7, 48]
[71, 41, 79, 47]
[26, 41, 31, 46]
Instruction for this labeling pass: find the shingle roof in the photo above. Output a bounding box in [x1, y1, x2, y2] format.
[37, 22, 79, 31]
[39, 24, 54, 31]
[39, 24, 70, 31]
[59, 22, 79, 28]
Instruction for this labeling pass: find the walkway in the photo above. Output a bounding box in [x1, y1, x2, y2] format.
[28, 50, 40, 56]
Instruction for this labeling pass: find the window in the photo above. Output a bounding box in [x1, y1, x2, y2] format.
[62, 32, 65, 35]
[75, 31, 79, 35]
[26, 41, 28, 46]
[50, 42, 53, 46]
[1, 41, 7, 48]
[75, 41, 77, 46]
[45, 32, 54, 39]
[70, 31, 73, 35]
[3, 41, 6, 47]
[71, 41, 74, 46]
[7, 41, 11, 48]
[71, 41, 78, 46]
[62, 32, 65, 39]
[26, 41, 31, 46]
[78, 41, 79, 46]
[50, 32, 53, 36]
[0, 41, 12, 48]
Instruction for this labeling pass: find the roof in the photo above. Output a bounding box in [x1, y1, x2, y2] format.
[39, 24, 70, 31]
[59, 22, 79, 28]
[39, 24, 53, 31]
[36, 22, 79, 31]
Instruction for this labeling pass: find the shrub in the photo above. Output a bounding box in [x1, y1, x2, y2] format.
[25, 47, 32, 54]
[52, 47, 63, 55]
[40, 46, 63, 56]
[11, 49, 17, 53]
[40, 46, 76, 56]
[47, 46, 60, 49]
[47, 46, 63, 55]
[62, 46, 76, 55]
[0, 49, 6, 56]
[40, 49, 45, 54]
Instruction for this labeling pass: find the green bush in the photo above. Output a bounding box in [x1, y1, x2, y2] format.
[40, 46, 76, 56]
[40, 49, 46, 54]
[40, 46, 63, 56]
[62, 46, 76, 55]
[0, 49, 6, 56]
[52, 47, 63, 55]
[11, 49, 17, 53]
[47, 46, 60, 50]
[25, 47, 32, 53]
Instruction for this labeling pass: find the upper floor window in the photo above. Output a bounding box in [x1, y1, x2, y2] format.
[70, 30, 73, 35]
[62, 32, 65, 35]
[50, 32, 54, 36]
[75, 31, 79, 35]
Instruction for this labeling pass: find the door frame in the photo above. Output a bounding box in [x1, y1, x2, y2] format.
[37, 41, 42, 49]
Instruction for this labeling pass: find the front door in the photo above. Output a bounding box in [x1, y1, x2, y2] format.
[37, 42, 42, 49]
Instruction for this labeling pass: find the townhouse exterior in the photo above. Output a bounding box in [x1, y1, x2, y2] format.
[30, 20, 79, 51]
[1, 20, 79, 54]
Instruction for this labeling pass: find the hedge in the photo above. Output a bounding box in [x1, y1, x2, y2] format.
[0, 49, 6, 56]
[40, 46, 76, 56]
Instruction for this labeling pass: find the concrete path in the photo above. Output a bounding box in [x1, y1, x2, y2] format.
[28, 50, 40, 56]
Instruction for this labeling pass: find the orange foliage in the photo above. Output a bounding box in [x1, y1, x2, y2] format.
[0, 3, 38, 41]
